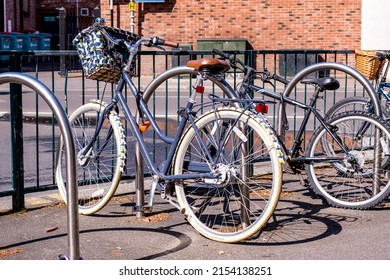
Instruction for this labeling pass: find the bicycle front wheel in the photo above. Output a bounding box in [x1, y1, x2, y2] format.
[56, 102, 127, 215]
[306, 111, 390, 209]
[173, 108, 283, 243]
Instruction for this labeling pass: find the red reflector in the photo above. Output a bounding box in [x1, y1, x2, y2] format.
[256, 103, 268, 114]
[196, 85, 205, 94]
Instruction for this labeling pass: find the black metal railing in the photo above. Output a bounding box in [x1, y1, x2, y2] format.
[0, 49, 357, 209]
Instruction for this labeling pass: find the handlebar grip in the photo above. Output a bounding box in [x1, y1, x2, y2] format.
[272, 74, 289, 85]
[151, 37, 179, 48]
[163, 40, 179, 48]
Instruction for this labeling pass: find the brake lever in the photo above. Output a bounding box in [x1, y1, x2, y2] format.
[154, 45, 165, 51]
[258, 71, 275, 88]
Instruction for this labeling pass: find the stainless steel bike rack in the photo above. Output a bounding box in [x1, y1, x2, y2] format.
[0, 72, 80, 260]
[278, 62, 383, 194]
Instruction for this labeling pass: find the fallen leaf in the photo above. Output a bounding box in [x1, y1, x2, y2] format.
[46, 226, 59, 233]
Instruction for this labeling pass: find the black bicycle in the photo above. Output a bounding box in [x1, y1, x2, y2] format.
[186, 49, 390, 209]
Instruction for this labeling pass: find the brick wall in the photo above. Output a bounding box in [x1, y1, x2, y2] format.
[23, 0, 37, 32]
[101, 0, 361, 50]
[5, 0, 37, 32]
[5, 1, 15, 32]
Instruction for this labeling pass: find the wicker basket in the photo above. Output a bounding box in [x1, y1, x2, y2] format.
[355, 50, 384, 80]
[73, 26, 139, 84]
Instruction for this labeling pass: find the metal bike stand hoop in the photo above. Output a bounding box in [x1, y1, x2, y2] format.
[0, 72, 80, 260]
[277, 62, 382, 135]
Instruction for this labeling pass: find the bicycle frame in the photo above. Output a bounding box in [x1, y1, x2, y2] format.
[377, 60, 390, 103]
[80, 69, 221, 185]
[378, 86, 390, 102]
[194, 50, 387, 208]
[246, 83, 348, 162]
[175, 65, 349, 167]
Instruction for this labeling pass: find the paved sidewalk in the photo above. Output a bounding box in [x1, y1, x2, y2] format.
[1, 174, 389, 260]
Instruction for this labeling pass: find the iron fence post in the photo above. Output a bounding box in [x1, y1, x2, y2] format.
[58, 8, 66, 76]
[9, 53, 24, 211]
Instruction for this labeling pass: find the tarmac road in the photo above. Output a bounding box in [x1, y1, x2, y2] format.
[0, 174, 389, 261]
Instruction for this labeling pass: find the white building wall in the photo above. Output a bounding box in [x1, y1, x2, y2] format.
[362, 0, 390, 49]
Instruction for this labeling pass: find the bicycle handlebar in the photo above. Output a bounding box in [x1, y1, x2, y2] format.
[83, 17, 179, 51]
[376, 50, 390, 61]
[212, 48, 289, 85]
[149, 37, 179, 48]
[212, 48, 236, 62]
[271, 73, 289, 85]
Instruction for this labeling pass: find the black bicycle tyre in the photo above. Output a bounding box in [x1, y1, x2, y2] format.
[326, 96, 390, 119]
[306, 111, 390, 209]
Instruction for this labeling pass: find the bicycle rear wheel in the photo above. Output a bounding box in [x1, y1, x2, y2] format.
[306, 111, 390, 209]
[325, 96, 390, 119]
[173, 108, 283, 243]
[56, 102, 127, 215]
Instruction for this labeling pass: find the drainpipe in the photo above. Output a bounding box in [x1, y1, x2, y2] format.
[110, 0, 113, 26]
[19, 0, 23, 30]
[76, 0, 79, 32]
[129, 0, 136, 33]
[13, 0, 17, 31]
[3, 0, 6, 32]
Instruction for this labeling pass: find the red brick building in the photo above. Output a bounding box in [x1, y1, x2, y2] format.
[100, 0, 362, 51]
[1, 0, 368, 51]
[1, 0, 100, 49]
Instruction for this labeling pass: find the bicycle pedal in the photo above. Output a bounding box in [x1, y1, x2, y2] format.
[139, 120, 150, 132]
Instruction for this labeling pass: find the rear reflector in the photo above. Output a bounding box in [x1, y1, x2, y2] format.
[256, 103, 268, 114]
[196, 86, 205, 94]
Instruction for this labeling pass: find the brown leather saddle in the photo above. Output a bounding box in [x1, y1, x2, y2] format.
[187, 58, 230, 74]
